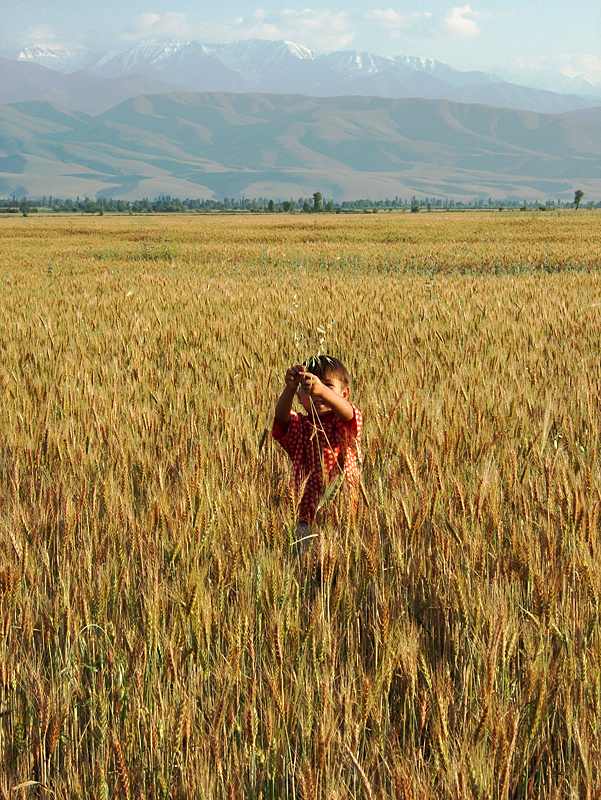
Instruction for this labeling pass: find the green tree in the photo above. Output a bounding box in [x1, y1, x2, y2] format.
[267, 199, 276, 213]
[574, 189, 584, 210]
[324, 200, 334, 212]
[302, 200, 312, 213]
[313, 192, 323, 212]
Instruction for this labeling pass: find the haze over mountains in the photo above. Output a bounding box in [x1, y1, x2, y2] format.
[0, 56, 178, 117]
[8, 39, 601, 116]
[0, 38, 599, 202]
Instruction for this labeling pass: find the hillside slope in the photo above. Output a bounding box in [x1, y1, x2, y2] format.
[1, 92, 600, 200]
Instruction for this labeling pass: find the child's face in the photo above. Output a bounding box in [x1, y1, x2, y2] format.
[299, 372, 350, 417]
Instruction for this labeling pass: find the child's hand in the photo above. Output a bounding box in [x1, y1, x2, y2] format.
[285, 364, 306, 390]
[300, 370, 324, 397]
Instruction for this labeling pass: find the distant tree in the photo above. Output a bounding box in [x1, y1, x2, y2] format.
[313, 192, 323, 212]
[302, 200, 312, 213]
[267, 199, 276, 212]
[574, 189, 584, 210]
[282, 200, 293, 212]
[324, 200, 334, 212]
[410, 203, 420, 213]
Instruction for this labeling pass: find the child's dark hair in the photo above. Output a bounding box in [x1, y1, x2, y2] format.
[303, 355, 350, 387]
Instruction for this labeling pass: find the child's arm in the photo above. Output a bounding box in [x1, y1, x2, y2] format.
[300, 372, 355, 423]
[274, 365, 306, 432]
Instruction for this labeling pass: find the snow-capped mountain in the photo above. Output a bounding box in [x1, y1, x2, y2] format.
[81, 38, 508, 98]
[16, 39, 600, 101]
[92, 39, 188, 78]
[8, 38, 601, 115]
[19, 38, 499, 90]
[18, 45, 101, 74]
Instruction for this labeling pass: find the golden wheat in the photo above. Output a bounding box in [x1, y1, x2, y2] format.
[0, 211, 600, 798]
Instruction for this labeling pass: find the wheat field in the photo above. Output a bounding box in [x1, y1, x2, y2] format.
[1, 211, 601, 799]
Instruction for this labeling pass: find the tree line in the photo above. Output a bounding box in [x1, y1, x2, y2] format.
[0, 190, 596, 215]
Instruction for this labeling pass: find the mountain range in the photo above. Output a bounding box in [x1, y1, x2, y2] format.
[0, 56, 178, 116]
[6, 39, 601, 117]
[1, 92, 600, 202]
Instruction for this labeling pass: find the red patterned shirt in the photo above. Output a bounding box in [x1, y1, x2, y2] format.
[272, 407, 362, 523]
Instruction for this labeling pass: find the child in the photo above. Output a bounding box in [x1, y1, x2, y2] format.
[272, 355, 362, 550]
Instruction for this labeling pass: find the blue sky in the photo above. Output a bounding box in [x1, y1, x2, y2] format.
[2, 1, 600, 80]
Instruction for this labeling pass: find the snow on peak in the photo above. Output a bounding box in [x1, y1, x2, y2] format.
[281, 41, 316, 60]
[17, 45, 95, 73]
[204, 39, 318, 64]
[92, 39, 188, 78]
[393, 55, 439, 72]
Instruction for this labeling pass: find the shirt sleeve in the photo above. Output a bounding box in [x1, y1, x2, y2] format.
[272, 411, 301, 456]
[342, 406, 362, 439]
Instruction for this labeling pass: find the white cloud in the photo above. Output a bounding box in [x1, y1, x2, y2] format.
[131, 12, 193, 40]
[119, 8, 355, 51]
[444, 6, 482, 38]
[364, 9, 433, 34]
[363, 6, 487, 43]
[16, 5, 501, 58]
[28, 25, 59, 44]
[242, 8, 355, 50]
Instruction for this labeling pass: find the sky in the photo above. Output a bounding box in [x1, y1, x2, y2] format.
[1, 1, 600, 81]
